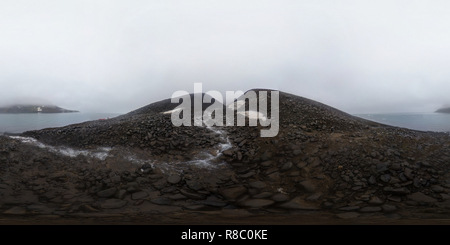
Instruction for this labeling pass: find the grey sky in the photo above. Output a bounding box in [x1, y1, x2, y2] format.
[1, 0, 450, 114]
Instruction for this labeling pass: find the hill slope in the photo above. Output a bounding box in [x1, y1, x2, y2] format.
[15, 89, 450, 220]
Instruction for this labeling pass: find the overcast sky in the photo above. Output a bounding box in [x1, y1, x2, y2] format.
[1, 0, 450, 114]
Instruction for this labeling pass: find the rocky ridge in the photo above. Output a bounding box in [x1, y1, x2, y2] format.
[2, 89, 450, 223]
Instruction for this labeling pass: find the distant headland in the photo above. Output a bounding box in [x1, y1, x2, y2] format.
[435, 107, 450, 114]
[0, 105, 79, 113]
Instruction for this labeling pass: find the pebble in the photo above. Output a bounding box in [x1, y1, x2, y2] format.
[249, 181, 266, 189]
[4, 207, 28, 215]
[271, 193, 290, 202]
[431, 185, 444, 193]
[368, 196, 384, 205]
[239, 199, 275, 208]
[338, 206, 360, 211]
[359, 206, 382, 213]
[306, 192, 323, 202]
[407, 192, 437, 203]
[150, 197, 173, 205]
[97, 188, 117, 198]
[101, 199, 128, 209]
[277, 196, 320, 210]
[280, 162, 293, 172]
[219, 186, 247, 201]
[299, 180, 316, 193]
[131, 191, 149, 200]
[381, 204, 397, 213]
[252, 192, 273, 199]
[179, 188, 206, 200]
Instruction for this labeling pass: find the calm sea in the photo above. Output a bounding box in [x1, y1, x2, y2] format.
[0, 112, 122, 134]
[353, 112, 450, 133]
[1, 111, 450, 135]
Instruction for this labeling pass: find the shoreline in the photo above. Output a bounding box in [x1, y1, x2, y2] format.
[3, 91, 450, 225]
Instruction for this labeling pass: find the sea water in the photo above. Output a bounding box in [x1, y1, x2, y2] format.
[2, 111, 450, 135]
[353, 112, 450, 133]
[0, 112, 121, 134]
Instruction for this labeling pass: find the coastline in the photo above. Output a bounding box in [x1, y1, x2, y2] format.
[2, 91, 450, 225]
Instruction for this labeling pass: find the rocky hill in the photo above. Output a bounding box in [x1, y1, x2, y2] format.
[2, 89, 450, 224]
[0, 105, 79, 113]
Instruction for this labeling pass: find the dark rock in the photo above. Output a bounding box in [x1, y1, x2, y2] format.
[404, 168, 414, 180]
[48, 173, 66, 180]
[368, 176, 377, 185]
[97, 188, 117, 198]
[169, 194, 189, 200]
[126, 186, 141, 193]
[277, 196, 320, 210]
[136, 177, 149, 184]
[293, 149, 302, 156]
[306, 192, 323, 202]
[27, 204, 55, 215]
[368, 196, 384, 205]
[110, 176, 121, 183]
[299, 180, 316, 193]
[4, 207, 28, 215]
[383, 187, 410, 195]
[341, 175, 350, 182]
[381, 204, 397, 213]
[179, 188, 206, 200]
[407, 192, 437, 203]
[239, 171, 256, 179]
[79, 205, 100, 212]
[219, 186, 247, 200]
[280, 162, 293, 172]
[167, 175, 182, 184]
[431, 185, 444, 193]
[252, 192, 272, 199]
[359, 206, 382, 212]
[161, 186, 178, 194]
[131, 191, 149, 200]
[150, 197, 173, 205]
[101, 199, 128, 209]
[186, 180, 203, 191]
[239, 199, 275, 208]
[249, 181, 266, 189]
[338, 206, 360, 211]
[271, 193, 290, 202]
[199, 197, 228, 207]
[390, 163, 402, 171]
[376, 163, 388, 173]
[296, 161, 308, 169]
[259, 161, 273, 167]
[184, 204, 208, 211]
[115, 189, 127, 200]
[75, 183, 86, 190]
[380, 174, 391, 183]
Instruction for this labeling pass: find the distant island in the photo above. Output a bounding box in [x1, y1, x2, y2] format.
[0, 105, 79, 113]
[435, 107, 450, 114]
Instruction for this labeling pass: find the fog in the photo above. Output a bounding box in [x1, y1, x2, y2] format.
[1, 1, 450, 114]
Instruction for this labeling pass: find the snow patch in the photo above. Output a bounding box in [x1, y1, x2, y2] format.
[237, 110, 267, 121]
[9, 136, 111, 160]
[162, 108, 182, 114]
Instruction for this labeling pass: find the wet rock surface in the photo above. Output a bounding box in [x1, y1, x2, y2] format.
[3, 90, 450, 224]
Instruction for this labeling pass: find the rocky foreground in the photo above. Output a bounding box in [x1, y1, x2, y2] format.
[2, 90, 450, 224]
